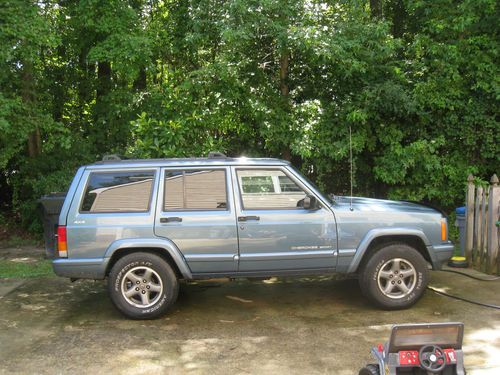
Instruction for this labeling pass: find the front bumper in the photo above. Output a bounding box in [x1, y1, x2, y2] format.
[430, 242, 455, 270]
[52, 258, 108, 279]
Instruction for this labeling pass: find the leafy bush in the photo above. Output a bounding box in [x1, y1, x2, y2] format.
[0, 0, 498, 232]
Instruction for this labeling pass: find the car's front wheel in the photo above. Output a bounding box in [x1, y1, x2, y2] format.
[359, 243, 429, 309]
[108, 252, 179, 319]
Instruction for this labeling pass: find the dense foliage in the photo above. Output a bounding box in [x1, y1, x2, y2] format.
[0, 0, 498, 232]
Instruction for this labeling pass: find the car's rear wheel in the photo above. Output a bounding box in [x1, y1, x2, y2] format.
[359, 243, 429, 309]
[108, 252, 179, 319]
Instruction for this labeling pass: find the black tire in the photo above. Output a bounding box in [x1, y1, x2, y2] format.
[358, 364, 380, 375]
[358, 243, 429, 310]
[108, 252, 179, 319]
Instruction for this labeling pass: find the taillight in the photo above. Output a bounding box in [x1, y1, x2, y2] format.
[441, 219, 447, 241]
[57, 226, 68, 258]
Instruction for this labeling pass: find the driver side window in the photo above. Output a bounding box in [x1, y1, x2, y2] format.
[237, 169, 307, 209]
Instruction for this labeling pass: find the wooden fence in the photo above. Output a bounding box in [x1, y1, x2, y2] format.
[465, 174, 500, 275]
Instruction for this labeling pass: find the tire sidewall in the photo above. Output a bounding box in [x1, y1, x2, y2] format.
[358, 364, 380, 375]
[109, 253, 178, 319]
[361, 244, 429, 309]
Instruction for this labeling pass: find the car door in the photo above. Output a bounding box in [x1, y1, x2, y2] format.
[232, 166, 337, 272]
[154, 166, 239, 273]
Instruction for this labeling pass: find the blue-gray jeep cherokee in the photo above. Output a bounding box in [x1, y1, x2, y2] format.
[51, 155, 453, 319]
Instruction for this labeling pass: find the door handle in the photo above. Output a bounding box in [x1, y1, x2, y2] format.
[160, 217, 182, 223]
[238, 216, 260, 222]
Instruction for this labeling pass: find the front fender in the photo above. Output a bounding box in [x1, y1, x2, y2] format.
[104, 238, 192, 279]
[346, 228, 432, 273]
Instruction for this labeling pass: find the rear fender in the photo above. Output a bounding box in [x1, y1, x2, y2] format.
[104, 238, 192, 279]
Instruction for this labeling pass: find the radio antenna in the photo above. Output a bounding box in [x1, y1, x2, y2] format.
[349, 126, 354, 211]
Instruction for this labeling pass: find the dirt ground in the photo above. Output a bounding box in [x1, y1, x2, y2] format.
[0, 247, 499, 375]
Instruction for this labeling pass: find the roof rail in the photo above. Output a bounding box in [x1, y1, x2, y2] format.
[207, 151, 227, 159]
[102, 154, 122, 161]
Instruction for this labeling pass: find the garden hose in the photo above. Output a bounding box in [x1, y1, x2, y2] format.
[427, 268, 500, 310]
[427, 286, 500, 310]
[440, 268, 500, 281]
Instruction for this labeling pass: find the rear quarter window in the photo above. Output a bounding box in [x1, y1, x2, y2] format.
[80, 171, 155, 213]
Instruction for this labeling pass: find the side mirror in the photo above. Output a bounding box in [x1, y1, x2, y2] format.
[302, 195, 320, 210]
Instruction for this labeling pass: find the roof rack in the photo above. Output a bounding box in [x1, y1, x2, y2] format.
[102, 154, 122, 161]
[207, 151, 227, 159]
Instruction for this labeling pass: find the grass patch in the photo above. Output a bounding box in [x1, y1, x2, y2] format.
[0, 214, 43, 248]
[0, 235, 40, 249]
[0, 259, 54, 278]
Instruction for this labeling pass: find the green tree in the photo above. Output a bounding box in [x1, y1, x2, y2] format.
[0, 0, 498, 232]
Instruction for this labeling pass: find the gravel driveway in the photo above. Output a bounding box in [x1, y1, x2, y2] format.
[0, 249, 499, 374]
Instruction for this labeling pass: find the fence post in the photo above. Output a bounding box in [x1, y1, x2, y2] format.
[479, 187, 488, 269]
[487, 174, 499, 274]
[465, 174, 475, 262]
[473, 186, 483, 265]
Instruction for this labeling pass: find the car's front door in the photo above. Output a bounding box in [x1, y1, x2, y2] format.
[231, 166, 337, 272]
[154, 167, 239, 273]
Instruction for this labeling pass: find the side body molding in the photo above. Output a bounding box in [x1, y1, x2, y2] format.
[104, 238, 193, 279]
[346, 228, 432, 273]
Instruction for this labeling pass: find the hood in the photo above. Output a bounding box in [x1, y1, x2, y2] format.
[330, 196, 441, 215]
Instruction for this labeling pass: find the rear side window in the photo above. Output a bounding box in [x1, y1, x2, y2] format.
[81, 171, 155, 213]
[164, 169, 227, 211]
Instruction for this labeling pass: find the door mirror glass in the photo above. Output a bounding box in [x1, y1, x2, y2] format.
[301, 195, 320, 210]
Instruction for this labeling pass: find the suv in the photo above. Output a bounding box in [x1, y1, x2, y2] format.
[51, 155, 453, 319]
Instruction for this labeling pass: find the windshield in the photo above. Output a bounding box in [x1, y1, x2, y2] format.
[288, 166, 333, 205]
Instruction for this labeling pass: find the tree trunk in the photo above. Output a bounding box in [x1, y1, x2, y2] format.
[133, 67, 147, 91]
[28, 128, 42, 158]
[370, 0, 383, 19]
[22, 62, 41, 157]
[52, 45, 66, 122]
[130, 1, 147, 92]
[280, 51, 290, 97]
[392, 0, 406, 38]
[279, 50, 291, 161]
[97, 61, 112, 102]
[95, 61, 112, 153]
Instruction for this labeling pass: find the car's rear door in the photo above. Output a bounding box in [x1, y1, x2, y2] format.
[232, 166, 337, 272]
[154, 166, 239, 273]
